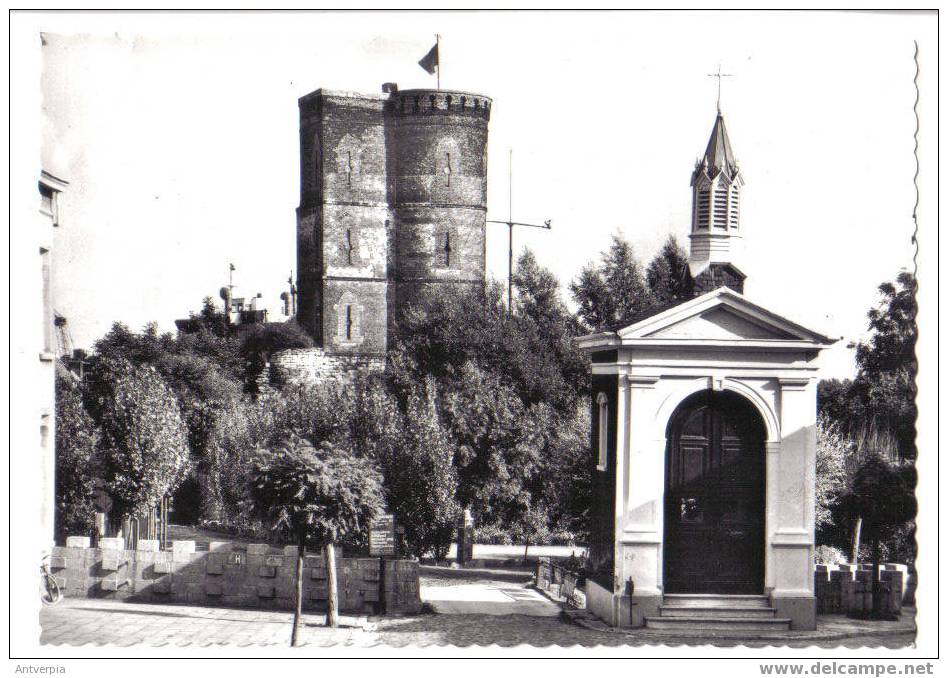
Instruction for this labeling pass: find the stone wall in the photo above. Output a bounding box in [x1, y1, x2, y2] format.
[49, 537, 421, 615]
[814, 563, 909, 617]
[269, 347, 385, 385]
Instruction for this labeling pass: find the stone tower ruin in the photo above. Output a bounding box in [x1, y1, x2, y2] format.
[274, 86, 491, 384]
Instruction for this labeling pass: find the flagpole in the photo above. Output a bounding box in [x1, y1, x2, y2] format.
[508, 148, 513, 313]
[436, 34, 440, 89]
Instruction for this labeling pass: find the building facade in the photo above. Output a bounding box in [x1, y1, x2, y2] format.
[288, 86, 490, 379]
[37, 170, 68, 549]
[578, 112, 834, 631]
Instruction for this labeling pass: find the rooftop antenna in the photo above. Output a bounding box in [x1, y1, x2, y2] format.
[487, 148, 552, 316]
[707, 63, 733, 114]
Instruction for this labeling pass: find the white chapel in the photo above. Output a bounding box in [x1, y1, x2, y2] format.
[577, 108, 835, 631]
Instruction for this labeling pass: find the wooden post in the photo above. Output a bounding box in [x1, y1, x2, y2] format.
[325, 542, 339, 628]
[291, 536, 304, 646]
[378, 556, 387, 615]
[851, 516, 862, 565]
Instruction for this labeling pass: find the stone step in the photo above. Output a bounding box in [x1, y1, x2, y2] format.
[645, 616, 792, 632]
[659, 605, 776, 619]
[662, 594, 771, 608]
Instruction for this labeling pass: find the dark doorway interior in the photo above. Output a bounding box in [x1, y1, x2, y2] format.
[663, 390, 766, 594]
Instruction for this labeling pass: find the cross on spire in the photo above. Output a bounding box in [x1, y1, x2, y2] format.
[707, 64, 733, 114]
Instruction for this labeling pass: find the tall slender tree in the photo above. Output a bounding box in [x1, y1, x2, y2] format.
[87, 356, 191, 525]
[645, 235, 693, 306]
[569, 235, 652, 332]
[54, 366, 102, 540]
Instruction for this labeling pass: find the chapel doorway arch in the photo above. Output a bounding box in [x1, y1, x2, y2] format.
[663, 390, 766, 594]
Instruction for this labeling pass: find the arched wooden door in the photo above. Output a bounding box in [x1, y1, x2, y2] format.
[663, 391, 766, 594]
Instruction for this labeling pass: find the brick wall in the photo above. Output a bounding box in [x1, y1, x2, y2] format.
[269, 347, 384, 385]
[390, 89, 489, 321]
[691, 262, 745, 295]
[321, 280, 388, 355]
[297, 90, 391, 353]
[49, 537, 421, 615]
[295, 87, 491, 364]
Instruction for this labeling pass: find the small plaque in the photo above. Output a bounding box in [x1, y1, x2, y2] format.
[369, 514, 396, 556]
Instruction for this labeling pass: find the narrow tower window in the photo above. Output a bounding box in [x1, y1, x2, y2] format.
[596, 392, 609, 471]
[345, 229, 354, 265]
[345, 305, 353, 340]
[443, 231, 452, 266]
[346, 151, 353, 188]
[445, 152, 452, 187]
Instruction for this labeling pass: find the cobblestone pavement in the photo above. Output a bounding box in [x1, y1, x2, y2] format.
[40, 599, 915, 649]
[40, 599, 377, 648]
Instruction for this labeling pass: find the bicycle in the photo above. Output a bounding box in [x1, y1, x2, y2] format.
[40, 554, 63, 605]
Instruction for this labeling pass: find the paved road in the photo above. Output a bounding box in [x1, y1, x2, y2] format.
[422, 583, 561, 617]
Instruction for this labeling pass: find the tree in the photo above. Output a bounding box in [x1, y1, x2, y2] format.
[569, 235, 652, 332]
[646, 235, 693, 306]
[390, 281, 583, 413]
[89, 357, 191, 524]
[529, 401, 592, 541]
[513, 249, 589, 408]
[818, 378, 864, 427]
[343, 379, 459, 559]
[815, 414, 853, 534]
[513, 248, 569, 327]
[851, 271, 918, 461]
[248, 436, 384, 642]
[375, 388, 459, 559]
[54, 366, 101, 540]
[839, 454, 917, 618]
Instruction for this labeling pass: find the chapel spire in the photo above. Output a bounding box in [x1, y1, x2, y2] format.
[688, 110, 746, 293]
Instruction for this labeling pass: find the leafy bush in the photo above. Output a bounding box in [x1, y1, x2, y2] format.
[814, 545, 848, 565]
[473, 523, 514, 545]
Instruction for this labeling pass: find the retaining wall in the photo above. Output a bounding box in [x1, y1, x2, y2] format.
[50, 537, 420, 615]
[269, 348, 385, 386]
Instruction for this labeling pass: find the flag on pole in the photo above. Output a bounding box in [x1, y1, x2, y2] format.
[229, 263, 236, 271]
[418, 41, 439, 75]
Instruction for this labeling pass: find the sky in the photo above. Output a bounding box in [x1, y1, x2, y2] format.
[30, 11, 935, 378]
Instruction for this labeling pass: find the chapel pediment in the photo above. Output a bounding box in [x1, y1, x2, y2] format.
[606, 287, 834, 346]
[644, 306, 797, 341]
